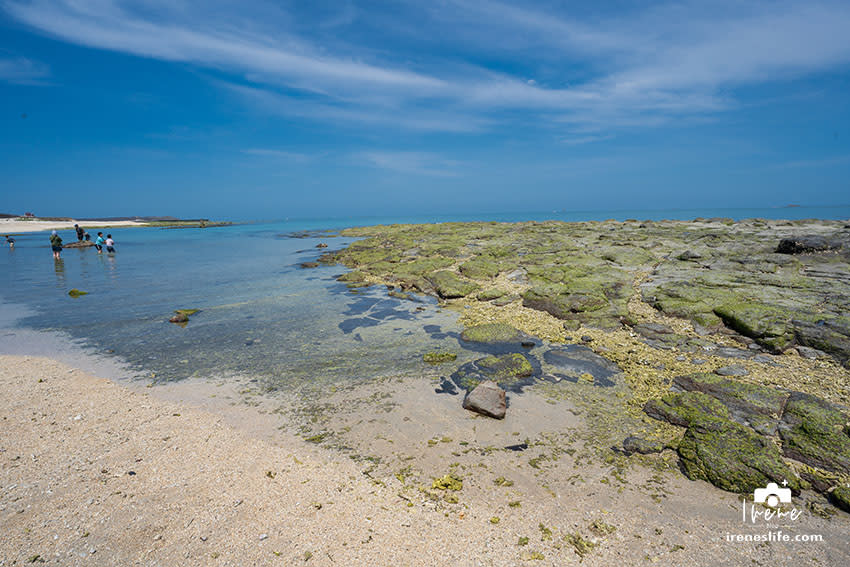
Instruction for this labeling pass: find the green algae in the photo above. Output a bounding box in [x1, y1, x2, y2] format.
[460, 323, 524, 344]
[477, 288, 507, 301]
[174, 309, 200, 316]
[477, 353, 533, 379]
[460, 255, 500, 279]
[564, 532, 595, 558]
[779, 392, 850, 475]
[678, 417, 800, 494]
[423, 351, 457, 364]
[432, 473, 463, 491]
[428, 270, 480, 298]
[67, 288, 88, 298]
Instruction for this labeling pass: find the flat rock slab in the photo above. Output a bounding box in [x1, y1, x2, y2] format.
[715, 365, 750, 377]
[459, 323, 540, 353]
[542, 345, 622, 387]
[673, 373, 788, 419]
[712, 346, 754, 359]
[462, 380, 506, 419]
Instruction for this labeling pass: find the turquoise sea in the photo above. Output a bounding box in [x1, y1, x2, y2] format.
[2, 205, 849, 387]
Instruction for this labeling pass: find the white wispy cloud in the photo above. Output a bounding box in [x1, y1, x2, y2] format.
[356, 151, 465, 177]
[0, 56, 49, 84]
[241, 148, 319, 163]
[5, 0, 850, 133]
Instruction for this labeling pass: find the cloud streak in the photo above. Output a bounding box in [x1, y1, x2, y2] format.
[0, 55, 49, 84]
[356, 151, 465, 177]
[5, 1, 850, 133]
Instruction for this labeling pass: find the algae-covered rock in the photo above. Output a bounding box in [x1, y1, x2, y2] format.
[713, 302, 795, 352]
[622, 436, 665, 456]
[423, 351, 457, 364]
[337, 271, 366, 283]
[793, 319, 850, 368]
[169, 308, 199, 325]
[300, 261, 319, 269]
[672, 373, 789, 423]
[476, 353, 534, 380]
[778, 392, 850, 476]
[678, 417, 799, 494]
[829, 485, 850, 513]
[169, 313, 189, 324]
[67, 288, 88, 298]
[644, 391, 730, 427]
[462, 380, 506, 419]
[522, 288, 607, 317]
[427, 270, 480, 298]
[459, 255, 500, 280]
[460, 323, 525, 345]
[174, 309, 200, 317]
[452, 353, 537, 392]
[476, 288, 507, 301]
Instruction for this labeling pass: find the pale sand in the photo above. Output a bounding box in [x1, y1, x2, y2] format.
[1, 355, 848, 566]
[0, 219, 147, 235]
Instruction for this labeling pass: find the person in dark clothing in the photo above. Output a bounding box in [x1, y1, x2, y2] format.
[4, 235, 14, 249]
[74, 224, 85, 241]
[49, 230, 63, 260]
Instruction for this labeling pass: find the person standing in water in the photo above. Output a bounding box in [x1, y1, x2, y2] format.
[74, 224, 85, 242]
[49, 230, 63, 260]
[105, 234, 115, 253]
[4, 235, 14, 249]
[94, 232, 105, 254]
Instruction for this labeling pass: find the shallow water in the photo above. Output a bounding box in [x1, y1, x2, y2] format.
[0, 222, 470, 387]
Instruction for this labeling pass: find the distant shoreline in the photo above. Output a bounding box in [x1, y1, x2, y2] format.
[0, 217, 231, 234]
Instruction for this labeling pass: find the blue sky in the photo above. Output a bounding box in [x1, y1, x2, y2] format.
[1, 0, 849, 220]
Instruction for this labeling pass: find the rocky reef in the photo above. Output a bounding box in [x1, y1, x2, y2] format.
[325, 218, 850, 368]
[323, 218, 850, 508]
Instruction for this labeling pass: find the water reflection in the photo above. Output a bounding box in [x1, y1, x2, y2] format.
[53, 258, 65, 288]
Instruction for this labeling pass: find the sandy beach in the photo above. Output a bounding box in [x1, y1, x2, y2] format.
[2, 354, 848, 566]
[0, 218, 147, 235]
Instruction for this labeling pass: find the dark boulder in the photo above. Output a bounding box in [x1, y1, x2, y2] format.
[777, 235, 844, 254]
[462, 380, 506, 419]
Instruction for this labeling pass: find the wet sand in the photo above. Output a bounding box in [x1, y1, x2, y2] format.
[2, 354, 848, 566]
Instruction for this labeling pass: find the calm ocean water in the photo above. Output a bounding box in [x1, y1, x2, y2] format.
[2, 206, 848, 386]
